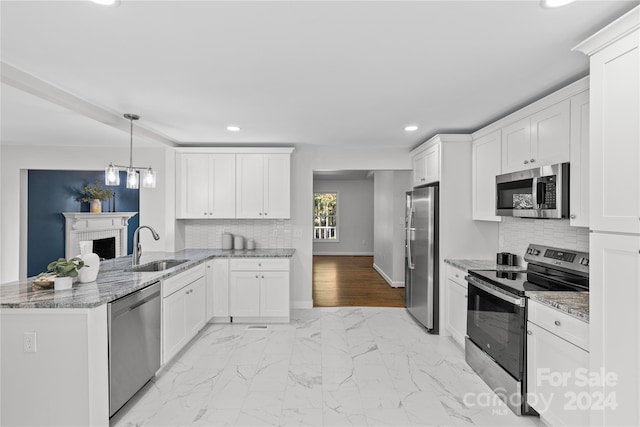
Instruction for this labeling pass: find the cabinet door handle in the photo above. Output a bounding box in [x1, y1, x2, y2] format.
[421, 178, 426, 181]
[261, 276, 264, 279]
[259, 213, 263, 216]
[455, 274, 459, 278]
[570, 214, 576, 219]
[523, 160, 529, 164]
[256, 275, 259, 278]
[554, 320, 561, 326]
[204, 212, 208, 215]
[527, 330, 532, 335]
[530, 158, 536, 163]
[264, 212, 268, 216]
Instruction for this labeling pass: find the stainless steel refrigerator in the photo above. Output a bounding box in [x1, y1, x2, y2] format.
[405, 183, 439, 333]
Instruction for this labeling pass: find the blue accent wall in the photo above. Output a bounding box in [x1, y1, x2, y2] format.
[27, 170, 139, 277]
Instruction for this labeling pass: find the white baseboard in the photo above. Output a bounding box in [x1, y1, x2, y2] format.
[373, 263, 405, 288]
[292, 300, 314, 309]
[313, 252, 374, 256]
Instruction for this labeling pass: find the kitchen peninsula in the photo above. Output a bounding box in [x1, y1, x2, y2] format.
[0, 248, 295, 427]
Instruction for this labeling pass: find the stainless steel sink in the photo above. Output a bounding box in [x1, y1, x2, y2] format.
[126, 259, 188, 272]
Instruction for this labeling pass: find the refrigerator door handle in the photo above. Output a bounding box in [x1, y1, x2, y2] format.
[407, 207, 415, 270]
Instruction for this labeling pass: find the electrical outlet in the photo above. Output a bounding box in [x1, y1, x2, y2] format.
[23, 332, 37, 353]
[293, 229, 303, 238]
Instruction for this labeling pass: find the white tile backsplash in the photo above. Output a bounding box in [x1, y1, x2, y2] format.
[184, 219, 292, 249]
[499, 217, 589, 265]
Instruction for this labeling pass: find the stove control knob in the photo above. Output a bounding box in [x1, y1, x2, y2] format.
[527, 248, 540, 256]
[580, 258, 589, 266]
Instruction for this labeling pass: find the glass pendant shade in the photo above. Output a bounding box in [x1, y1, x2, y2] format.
[142, 168, 157, 188]
[126, 168, 139, 189]
[105, 114, 156, 190]
[105, 163, 120, 186]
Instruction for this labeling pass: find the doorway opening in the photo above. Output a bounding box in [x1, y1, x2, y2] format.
[312, 170, 409, 307]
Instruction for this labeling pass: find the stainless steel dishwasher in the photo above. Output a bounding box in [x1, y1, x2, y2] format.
[108, 281, 161, 417]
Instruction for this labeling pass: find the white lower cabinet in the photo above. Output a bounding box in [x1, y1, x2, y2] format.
[445, 265, 467, 347]
[229, 271, 261, 316]
[527, 300, 589, 427]
[206, 258, 230, 321]
[162, 265, 207, 364]
[229, 258, 290, 321]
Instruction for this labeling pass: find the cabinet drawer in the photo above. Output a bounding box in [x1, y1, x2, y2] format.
[230, 258, 289, 271]
[162, 263, 206, 298]
[528, 300, 589, 351]
[446, 265, 467, 288]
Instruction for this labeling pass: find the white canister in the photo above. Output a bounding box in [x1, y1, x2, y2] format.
[54, 276, 73, 291]
[77, 241, 100, 283]
[222, 233, 233, 250]
[246, 239, 255, 250]
[234, 235, 244, 250]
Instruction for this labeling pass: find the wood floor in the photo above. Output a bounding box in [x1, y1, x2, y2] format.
[312, 256, 405, 307]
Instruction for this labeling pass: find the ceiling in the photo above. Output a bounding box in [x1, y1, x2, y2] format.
[1, 0, 637, 149]
[314, 170, 373, 181]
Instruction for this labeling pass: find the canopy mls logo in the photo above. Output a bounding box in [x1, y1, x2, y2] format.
[463, 368, 619, 414]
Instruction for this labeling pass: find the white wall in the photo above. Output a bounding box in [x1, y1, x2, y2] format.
[373, 171, 411, 287]
[0, 145, 172, 282]
[313, 179, 374, 255]
[288, 144, 412, 307]
[372, 171, 411, 287]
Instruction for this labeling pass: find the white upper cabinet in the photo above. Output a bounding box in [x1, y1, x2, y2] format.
[263, 154, 291, 219]
[176, 148, 293, 220]
[236, 154, 265, 218]
[569, 91, 590, 227]
[502, 99, 570, 174]
[412, 142, 440, 187]
[176, 153, 235, 219]
[236, 153, 291, 219]
[579, 28, 639, 234]
[530, 99, 571, 166]
[501, 118, 531, 173]
[472, 130, 502, 221]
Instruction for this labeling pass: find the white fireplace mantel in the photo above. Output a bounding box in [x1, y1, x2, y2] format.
[62, 212, 138, 259]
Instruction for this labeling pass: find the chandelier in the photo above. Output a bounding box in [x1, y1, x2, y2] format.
[105, 114, 156, 189]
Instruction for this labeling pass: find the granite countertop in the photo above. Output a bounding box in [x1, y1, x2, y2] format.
[0, 248, 295, 309]
[527, 291, 589, 323]
[444, 258, 525, 272]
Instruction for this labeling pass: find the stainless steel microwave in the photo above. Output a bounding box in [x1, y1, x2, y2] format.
[496, 163, 569, 218]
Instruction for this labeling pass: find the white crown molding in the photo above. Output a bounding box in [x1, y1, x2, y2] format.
[175, 147, 295, 154]
[471, 76, 590, 140]
[1, 62, 177, 147]
[411, 134, 472, 156]
[573, 6, 639, 56]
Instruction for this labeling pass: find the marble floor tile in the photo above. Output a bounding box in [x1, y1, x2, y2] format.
[112, 307, 545, 427]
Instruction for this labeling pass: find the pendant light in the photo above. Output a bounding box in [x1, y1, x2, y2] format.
[105, 114, 156, 189]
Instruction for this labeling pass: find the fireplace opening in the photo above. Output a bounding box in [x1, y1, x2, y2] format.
[93, 237, 116, 260]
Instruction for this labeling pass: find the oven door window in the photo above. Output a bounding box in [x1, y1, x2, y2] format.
[467, 283, 525, 380]
[496, 178, 533, 211]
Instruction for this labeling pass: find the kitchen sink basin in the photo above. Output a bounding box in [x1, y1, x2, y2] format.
[126, 259, 189, 272]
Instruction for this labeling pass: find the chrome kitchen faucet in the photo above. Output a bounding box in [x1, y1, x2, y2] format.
[132, 225, 160, 266]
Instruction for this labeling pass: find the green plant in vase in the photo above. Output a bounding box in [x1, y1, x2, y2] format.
[77, 181, 114, 213]
[45, 257, 85, 291]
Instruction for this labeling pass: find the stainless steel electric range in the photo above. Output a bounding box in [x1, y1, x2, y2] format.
[465, 244, 589, 415]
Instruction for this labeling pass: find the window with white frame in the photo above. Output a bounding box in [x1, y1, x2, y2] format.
[314, 192, 338, 241]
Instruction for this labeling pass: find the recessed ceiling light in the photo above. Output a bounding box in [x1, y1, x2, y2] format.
[404, 125, 419, 132]
[90, 0, 120, 5]
[540, 0, 576, 8]
[226, 126, 241, 132]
